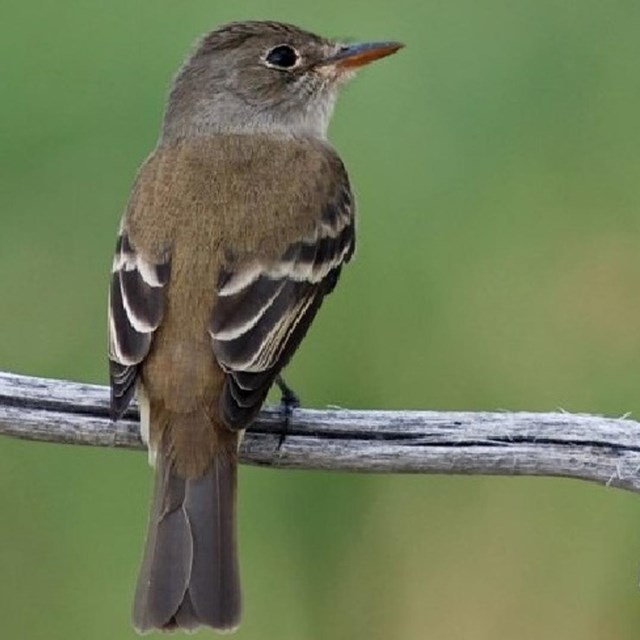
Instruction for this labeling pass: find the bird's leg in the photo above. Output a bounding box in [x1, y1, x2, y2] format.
[275, 375, 300, 450]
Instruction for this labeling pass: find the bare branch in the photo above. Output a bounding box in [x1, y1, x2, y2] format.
[1, 371, 639, 491]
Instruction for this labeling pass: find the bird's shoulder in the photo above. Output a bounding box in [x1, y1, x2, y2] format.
[124, 135, 354, 261]
[164, 134, 351, 201]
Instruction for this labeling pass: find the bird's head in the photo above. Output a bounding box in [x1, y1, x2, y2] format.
[162, 21, 403, 141]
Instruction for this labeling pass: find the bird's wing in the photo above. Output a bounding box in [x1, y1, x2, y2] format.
[108, 228, 171, 419]
[210, 179, 355, 429]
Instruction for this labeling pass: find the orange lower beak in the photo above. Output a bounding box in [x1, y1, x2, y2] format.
[320, 41, 405, 70]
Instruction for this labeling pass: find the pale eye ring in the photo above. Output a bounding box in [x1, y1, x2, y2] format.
[264, 44, 300, 69]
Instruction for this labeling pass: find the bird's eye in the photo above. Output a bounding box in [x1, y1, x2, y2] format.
[265, 45, 300, 69]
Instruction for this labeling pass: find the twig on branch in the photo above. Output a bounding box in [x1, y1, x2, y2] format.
[1, 371, 639, 492]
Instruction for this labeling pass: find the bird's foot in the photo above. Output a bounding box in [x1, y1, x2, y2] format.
[275, 375, 300, 450]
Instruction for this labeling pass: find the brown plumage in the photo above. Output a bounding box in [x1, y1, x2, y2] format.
[107, 20, 402, 635]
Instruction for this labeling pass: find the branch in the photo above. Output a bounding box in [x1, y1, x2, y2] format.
[1, 371, 640, 492]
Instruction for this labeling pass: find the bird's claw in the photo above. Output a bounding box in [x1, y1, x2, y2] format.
[275, 375, 300, 450]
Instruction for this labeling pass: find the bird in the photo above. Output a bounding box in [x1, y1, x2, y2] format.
[107, 20, 403, 634]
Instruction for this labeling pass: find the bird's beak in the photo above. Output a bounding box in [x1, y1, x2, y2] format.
[318, 41, 405, 71]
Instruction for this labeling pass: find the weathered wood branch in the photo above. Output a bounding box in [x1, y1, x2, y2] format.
[1, 371, 640, 492]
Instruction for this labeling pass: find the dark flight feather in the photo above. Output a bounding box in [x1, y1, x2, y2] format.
[210, 179, 355, 429]
[108, 230, 170, 419]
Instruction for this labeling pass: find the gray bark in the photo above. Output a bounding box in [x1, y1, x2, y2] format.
[1, 371, 639, 491]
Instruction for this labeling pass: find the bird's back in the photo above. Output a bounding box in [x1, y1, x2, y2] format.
[124, 134, 348, 473]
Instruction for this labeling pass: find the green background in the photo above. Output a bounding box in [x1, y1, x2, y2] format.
[2, 1, 640, 638]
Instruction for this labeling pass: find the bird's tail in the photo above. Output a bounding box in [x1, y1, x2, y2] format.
[132, 443, 241, 633]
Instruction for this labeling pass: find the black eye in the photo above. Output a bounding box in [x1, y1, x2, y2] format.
[265, 45, 299, 69]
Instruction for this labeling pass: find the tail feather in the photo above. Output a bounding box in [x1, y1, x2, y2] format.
[184, 456, 240, 627]
[133, 453, 241, 633]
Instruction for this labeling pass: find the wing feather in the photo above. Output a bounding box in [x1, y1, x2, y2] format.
[108, 230, 170, 419]
[210, 182, 355, 429]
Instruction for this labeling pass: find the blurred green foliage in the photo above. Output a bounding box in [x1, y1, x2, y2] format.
[2, 1, 640, 638]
